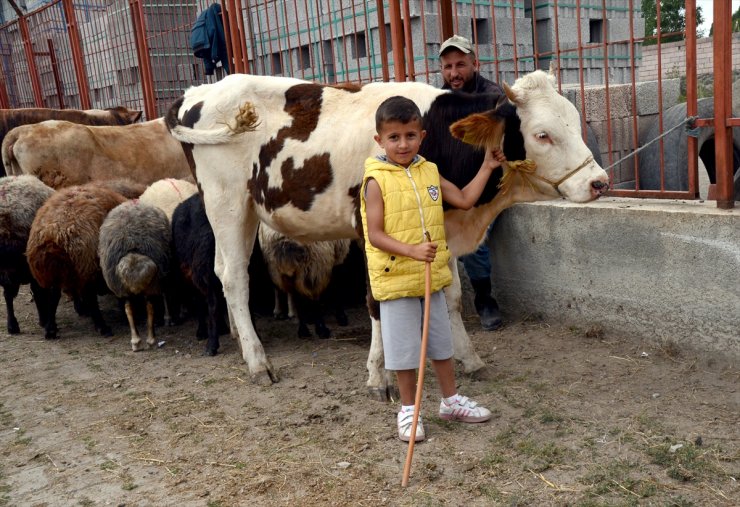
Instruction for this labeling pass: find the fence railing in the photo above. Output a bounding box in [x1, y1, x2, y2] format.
[0, 0, 736, 208]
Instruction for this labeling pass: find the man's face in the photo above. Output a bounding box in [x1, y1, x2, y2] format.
[440, 49, 477, 90]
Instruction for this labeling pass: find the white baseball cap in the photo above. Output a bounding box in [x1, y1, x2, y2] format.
[439, 35, 474, 56]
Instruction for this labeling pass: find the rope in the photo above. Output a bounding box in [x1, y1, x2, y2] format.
[602, 116, 698, 173]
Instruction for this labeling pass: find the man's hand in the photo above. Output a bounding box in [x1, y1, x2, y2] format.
[408, 242, 438, 262]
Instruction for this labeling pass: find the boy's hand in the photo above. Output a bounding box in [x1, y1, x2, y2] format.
[409, 242, 438, 262]
[483, 148, 507, 170]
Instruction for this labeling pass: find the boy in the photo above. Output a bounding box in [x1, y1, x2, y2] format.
[360, 96, 505, 442]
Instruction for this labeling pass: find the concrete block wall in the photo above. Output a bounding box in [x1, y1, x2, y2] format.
[561, 79, 680, 183]
[638, 33, 740, 81]
[490, 198, 740, 357]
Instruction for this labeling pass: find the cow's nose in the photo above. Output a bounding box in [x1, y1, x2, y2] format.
[592, 180, 608, 195]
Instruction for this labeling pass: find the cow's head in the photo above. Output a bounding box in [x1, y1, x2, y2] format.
[450, 70, 609, 202]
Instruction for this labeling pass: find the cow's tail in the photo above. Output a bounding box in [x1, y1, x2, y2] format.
[1, 130, 20, 177]
[167, 100, 260, 145]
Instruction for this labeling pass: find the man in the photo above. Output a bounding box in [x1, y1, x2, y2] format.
[439, 34, 504, 331]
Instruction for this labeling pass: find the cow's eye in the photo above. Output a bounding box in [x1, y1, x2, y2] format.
[535, 132, 549, 141]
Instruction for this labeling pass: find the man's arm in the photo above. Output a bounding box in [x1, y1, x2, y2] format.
[365, 178, 438, 262]
[440, 148, 505, 210]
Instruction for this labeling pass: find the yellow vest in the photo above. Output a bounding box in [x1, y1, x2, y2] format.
[360, 156, 452, 301]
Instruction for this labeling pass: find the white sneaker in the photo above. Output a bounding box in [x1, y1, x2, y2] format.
[397, 411, 425, 442]
[439, 395, 491, 423]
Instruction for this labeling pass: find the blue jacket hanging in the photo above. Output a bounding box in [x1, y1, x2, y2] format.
[191, 3, 230, 75]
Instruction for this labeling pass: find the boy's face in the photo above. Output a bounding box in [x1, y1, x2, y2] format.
[374, 119, 426, 167]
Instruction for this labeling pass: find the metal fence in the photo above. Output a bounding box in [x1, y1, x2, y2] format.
[0, 0, 736, 208]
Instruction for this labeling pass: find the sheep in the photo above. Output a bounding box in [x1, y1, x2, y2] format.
[137, 178, 198, 325]
[258, 223, 351, 338]
[0, 175, 55, 334]
[26, 183, 127, 339]
[171, 193, 228, 356]
[98, 201, 172, 351]
[138, 178, 198, 221]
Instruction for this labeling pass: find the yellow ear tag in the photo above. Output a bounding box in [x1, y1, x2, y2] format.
[461, 131, 477, 145]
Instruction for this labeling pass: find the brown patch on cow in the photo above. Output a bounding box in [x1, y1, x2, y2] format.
[105, 106, 143, 124]
[330, 83, 362, 93]
[249, 84, 333, 212]
[164, 97, 185, 131]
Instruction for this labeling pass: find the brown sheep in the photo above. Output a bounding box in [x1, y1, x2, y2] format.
[26, 183, 127, 339]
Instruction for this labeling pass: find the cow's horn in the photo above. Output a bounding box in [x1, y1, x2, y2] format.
[503, 82, 518, 104]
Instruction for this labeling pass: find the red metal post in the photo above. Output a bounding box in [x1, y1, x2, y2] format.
[685, 0, 698, 198]
[713, 1, 734, 208]
[61, 0, 91, 109]
[225, 0, 245, 73]
[236, 0, 250, 74]
[47, 38, 65, 108]
[376, 0, 390, 82]
[388, 0, 405, 82]
[128, 0, 157, 120]
[18, 16, 45, 107]
[401, 0, 415, 81]
[439, 0, 453, 41]
[0, 74, 9, 108]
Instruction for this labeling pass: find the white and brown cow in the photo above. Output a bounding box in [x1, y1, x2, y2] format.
[2, 118, 192, 189]
[166, 70, 609, 395]
[0, 106, 142, 177]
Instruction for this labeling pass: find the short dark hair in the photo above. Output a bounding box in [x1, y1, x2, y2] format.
[375, 96, 422, 132]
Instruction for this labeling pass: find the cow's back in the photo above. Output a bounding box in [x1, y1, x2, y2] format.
[174, 74, 446, 241]
[5, 119, 191, 189]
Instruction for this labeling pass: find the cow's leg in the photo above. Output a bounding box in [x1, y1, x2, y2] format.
[445, 259, 487, 376]
[204, 285, 221, 356]
[207, 199, 275, 385]
[365, 295, 397, 401]
[3, 282, 20, 334]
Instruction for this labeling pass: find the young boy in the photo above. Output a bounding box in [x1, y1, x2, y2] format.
[360, 96, 505, 442]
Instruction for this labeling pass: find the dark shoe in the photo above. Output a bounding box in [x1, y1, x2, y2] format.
[479, 304, 502, 331]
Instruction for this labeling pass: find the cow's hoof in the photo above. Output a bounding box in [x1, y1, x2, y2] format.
[7, 320, 20, 335]
[44, 331, 59, 340]
[250, 369, 278, 386]
[316, 326, 331, 339]
[98, 326, 113, 337]
[467, 365, 491, 381]
[204, 347, 218, 357]
[367, 385, 399, 402]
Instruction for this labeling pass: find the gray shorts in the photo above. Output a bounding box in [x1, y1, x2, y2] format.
[380, 290, 454, 371]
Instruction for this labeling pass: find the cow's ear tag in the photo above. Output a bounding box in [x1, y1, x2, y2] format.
[461, 131, 478, 146]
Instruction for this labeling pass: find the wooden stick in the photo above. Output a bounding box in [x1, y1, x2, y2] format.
[401, 246, 432, 487]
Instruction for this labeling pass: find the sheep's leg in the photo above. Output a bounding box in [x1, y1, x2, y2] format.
[308, 299, 331, 339]
[293, 294, 313, 338]
[30, 280, 49, 328]
[145, 299, 156, 349]
[41, 287, 61, 340]
[82, 285, 112, 337]
[3, 282, 20, 334]
[445, 259, 487, 377]
[125, 300, 143, 351]
[287, 292, 296, 319]
[204, 284, 221, 356]
[273, 289, 288, 320]
[203, 190, 274, 384]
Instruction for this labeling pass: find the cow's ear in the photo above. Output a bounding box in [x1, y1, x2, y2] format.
[449, 111, 505, 150]
[503, 82, 520, 105]
[130, 110, 143, 122]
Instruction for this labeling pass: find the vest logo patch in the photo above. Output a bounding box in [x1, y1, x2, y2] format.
[427, 185, 439, 201]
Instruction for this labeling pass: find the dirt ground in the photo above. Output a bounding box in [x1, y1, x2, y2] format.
[0, 285, 737, 507]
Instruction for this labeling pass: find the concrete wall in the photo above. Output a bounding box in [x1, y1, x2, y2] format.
[638, 33, 740, 81]
[489, 198, 739, 357]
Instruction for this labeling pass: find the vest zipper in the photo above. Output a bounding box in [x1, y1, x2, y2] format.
[403, 165, 427, 243]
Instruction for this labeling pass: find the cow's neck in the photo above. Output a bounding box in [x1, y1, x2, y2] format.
[444, 170, 555, 258]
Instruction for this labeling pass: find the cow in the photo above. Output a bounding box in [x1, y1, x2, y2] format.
[165, 70, 609, 397]
[2, 118, 192, 189]
[0, 106, 142, 177]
